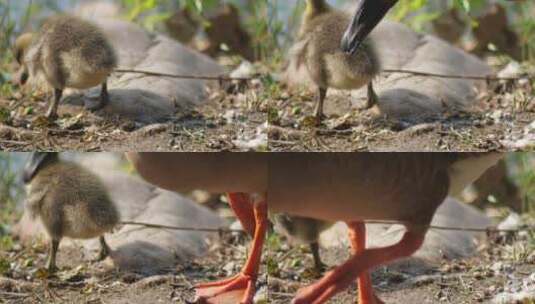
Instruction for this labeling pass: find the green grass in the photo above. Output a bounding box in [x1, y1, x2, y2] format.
[0, 153, 24, 236]
[507, 153, 535, 216]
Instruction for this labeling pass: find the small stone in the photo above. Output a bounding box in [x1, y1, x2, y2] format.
[473, 271, 484, 280]
[497, 213, 522, 231]
[497, 61, 521, 78]
[121, 121, 137, 132]
[491, 262, 504, 273]
[490, 110, 503, 122]
[230, 61, 256, 79]
[223, 262, 237, 274]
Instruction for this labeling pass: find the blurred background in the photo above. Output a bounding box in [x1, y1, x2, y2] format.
[272, 0, 535, 61]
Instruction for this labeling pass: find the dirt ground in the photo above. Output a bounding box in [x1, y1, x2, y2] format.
[2, 65, 533, 153]
[268, 77, 535, 152]
[267, 228, 535, 304]
[0, 82, 267, 152]
[0, 230, 268, 304]
[1, 218, 533, 304]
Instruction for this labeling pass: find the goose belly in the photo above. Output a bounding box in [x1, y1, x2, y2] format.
[61, 50, 111, 89]
[324, 53, 373, 90]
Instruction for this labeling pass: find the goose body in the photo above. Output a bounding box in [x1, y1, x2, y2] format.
[128, 152, 502, 304]
[269, 153, 501, 226]
[297, 0, 380, 124]
[14, 15, 117, 118]
[23, 152, 119, 271]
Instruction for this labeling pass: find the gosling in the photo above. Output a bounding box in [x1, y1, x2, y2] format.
[13, 15, 117, 119]
[23, 152, 119, 272]
[272, 214, 333, 271]
[298, 0, 380, 124]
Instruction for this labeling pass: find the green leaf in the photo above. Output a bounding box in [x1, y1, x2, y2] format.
[456, 0, 471, 12]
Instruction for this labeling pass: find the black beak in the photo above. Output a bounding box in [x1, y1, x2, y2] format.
[23, 152, 56, 184]
[341, 0, 398, 55]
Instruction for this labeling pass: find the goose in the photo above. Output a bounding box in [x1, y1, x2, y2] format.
[13, 15, 117, 119]
[297, 0, 381, 125]
[23, 152, 119, 272]
[127, 152, 501, 304]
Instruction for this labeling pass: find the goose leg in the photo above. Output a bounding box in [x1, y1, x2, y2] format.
[226, 193, 256, 235]
[95, 236, 111, 261]
[195, 193, 267, 304]
[99, 81, 109, 109]
[46, 88, 62, 119]
[310, 241, 326, 271]
[347, 222, 384, 304]
[87, 81, 109, 111]
[365, 82, 378, 109]
[314, 87, 327, 125]
[292, 228, 425, 304]
[46, 239, 60, 272]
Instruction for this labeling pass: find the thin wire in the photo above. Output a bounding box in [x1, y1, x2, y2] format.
[120, 220, 246, 234]
[363, 219, 535, 233]
[113, 69, 255, 81]
[120, 220, 534, 234]
[111, 68, 530, 82]
[381, 68, 527, 81]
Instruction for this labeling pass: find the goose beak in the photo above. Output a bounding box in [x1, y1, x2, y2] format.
[23, 152, 53, 184]
[341, 0, 398, 55]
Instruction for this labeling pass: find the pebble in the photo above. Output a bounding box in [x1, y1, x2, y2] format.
[230, 61, 256, 79]
[223, 261, 237, 274]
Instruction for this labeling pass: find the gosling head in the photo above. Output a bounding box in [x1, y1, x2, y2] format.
[341, 0, 398, 55]
[23, 152, 58, 184]
[12, 33, 34, 86]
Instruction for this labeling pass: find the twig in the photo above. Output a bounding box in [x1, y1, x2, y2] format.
[0, 139, 29, 145]
[0, 291, 30, 298]
[120, 221, 245, 234]
[269, 291, 294, 297]
[114, 69, 255, 82]
[382, 68, 527, 81]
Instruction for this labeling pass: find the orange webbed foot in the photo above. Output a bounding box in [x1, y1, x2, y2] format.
[195, 192, 267, 304]
[195, 272, 256, 304]
[292, 229, 425, 304]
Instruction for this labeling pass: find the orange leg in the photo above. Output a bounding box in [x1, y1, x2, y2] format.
[195, 193, 267, 304]
[347, 222, 384, 304]
[227, 193, 256, 235]
[292, 228, 425, 304]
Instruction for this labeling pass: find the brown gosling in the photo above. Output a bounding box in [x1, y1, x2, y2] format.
[298, 0, 380, 125]
[272, 214, 333, 271]
[23, 152, 119, 272]
[13, 15, 117, 119]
